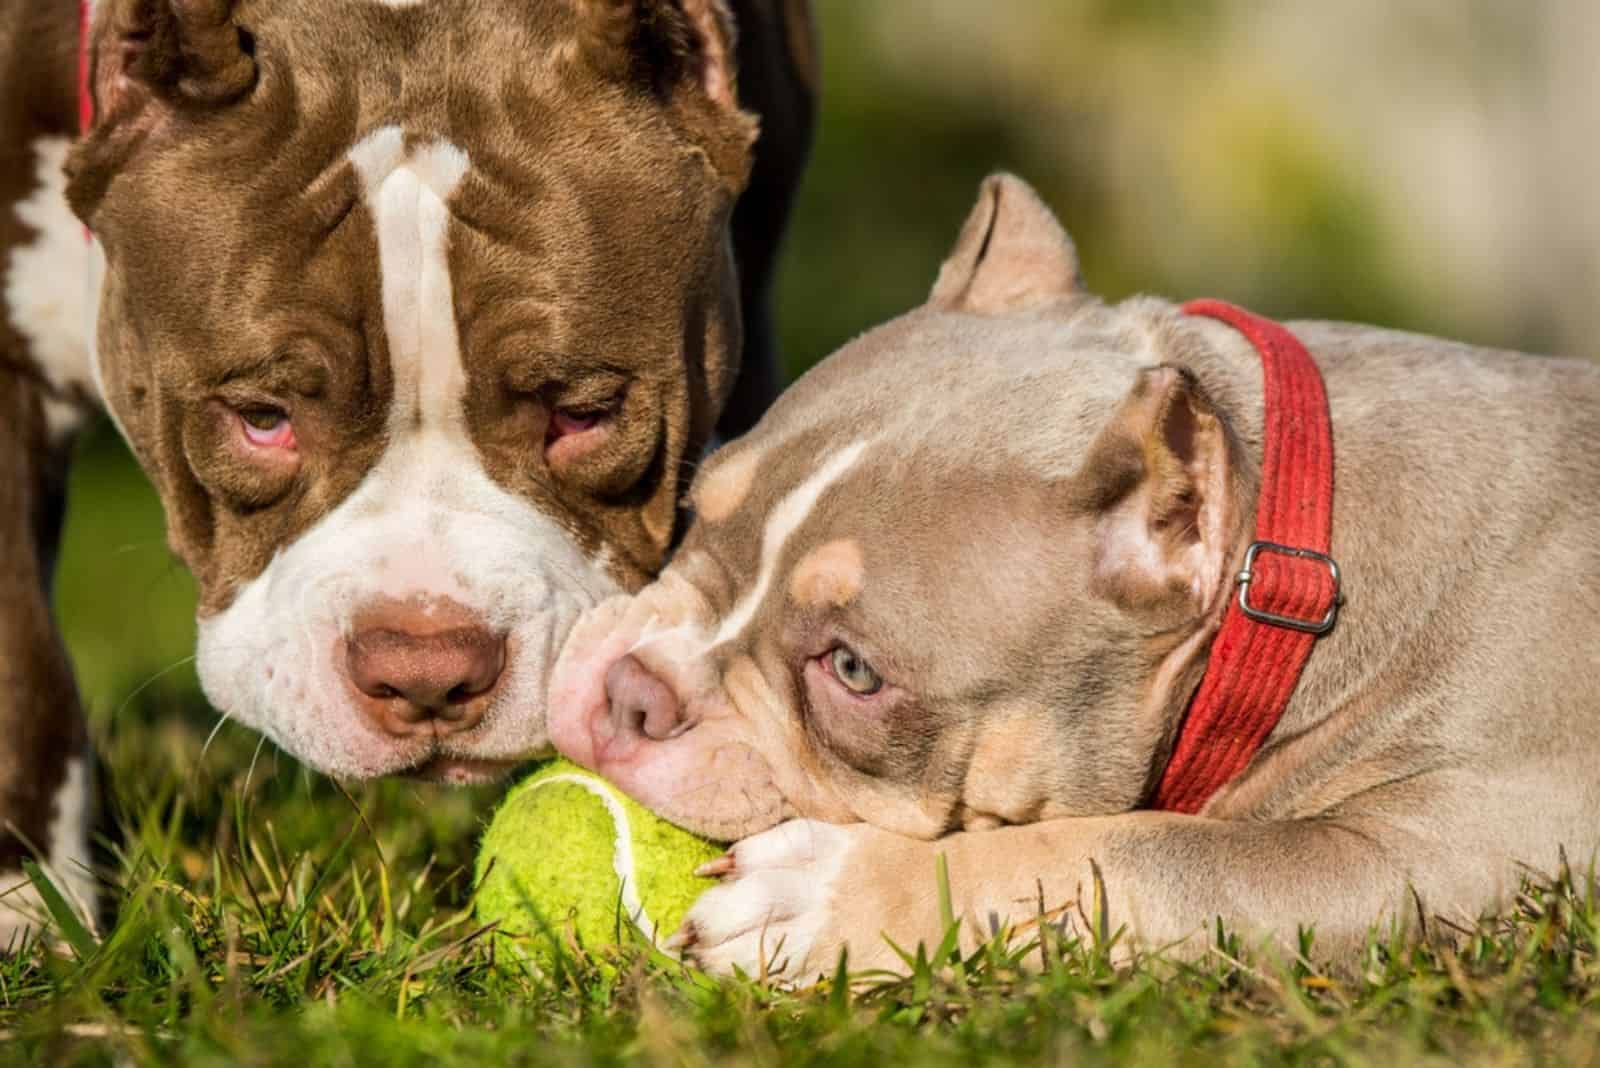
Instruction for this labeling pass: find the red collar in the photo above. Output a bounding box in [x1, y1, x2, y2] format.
[1150, 300, 1341, 814]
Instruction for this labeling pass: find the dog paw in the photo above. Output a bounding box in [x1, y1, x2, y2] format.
[670, 819, 867, 981]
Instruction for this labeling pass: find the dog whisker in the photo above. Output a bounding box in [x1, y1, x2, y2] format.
[242, 734, 270, 797]
[111, 654, 198, 723]
[199, 711, 234, 765]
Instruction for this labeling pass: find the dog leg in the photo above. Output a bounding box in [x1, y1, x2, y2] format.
[679, 787, 1545, 980]
[0, 372, 94, 951]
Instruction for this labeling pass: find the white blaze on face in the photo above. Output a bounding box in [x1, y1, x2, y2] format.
[196, 126, 619, 779]
[349, 129, 468, 434]
[711, 439, 871, 647]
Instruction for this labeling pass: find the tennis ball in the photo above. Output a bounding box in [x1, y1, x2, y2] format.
[474, 759, 724, 959]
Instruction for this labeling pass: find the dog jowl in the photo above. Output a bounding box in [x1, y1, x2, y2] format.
[0, 0, 813, 936]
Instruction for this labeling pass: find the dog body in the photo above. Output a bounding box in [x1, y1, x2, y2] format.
[0, 0, 814, 940]
[550, 175, 1600, 977]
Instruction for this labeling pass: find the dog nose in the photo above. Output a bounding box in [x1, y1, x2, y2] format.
[346, 606, 506, 737]
[604, 654, 684, 741]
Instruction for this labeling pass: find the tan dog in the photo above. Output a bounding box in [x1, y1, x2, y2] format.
[550, 173, 1600, 978]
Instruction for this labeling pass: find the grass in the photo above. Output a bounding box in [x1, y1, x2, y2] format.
[6, 678, 1600, 1066]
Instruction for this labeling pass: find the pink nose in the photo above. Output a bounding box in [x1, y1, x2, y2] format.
[604, 654, 684, 742]
[346, 602, 506, 739]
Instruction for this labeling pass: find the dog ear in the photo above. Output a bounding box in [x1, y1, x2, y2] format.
[577, 0, 758, 186]
[90, 0, 255, 117]
[1072, 365, 1243, 623]
[930, 173, 1087, 315]
[66, 0, 257, 221]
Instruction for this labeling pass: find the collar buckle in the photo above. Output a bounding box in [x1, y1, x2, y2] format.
[1235, 541, 1341, 635]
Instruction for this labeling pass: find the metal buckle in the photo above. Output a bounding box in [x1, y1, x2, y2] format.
[1235, 541, 1341, 635]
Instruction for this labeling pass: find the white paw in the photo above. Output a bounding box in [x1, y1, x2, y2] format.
[672, 819, 864, 981]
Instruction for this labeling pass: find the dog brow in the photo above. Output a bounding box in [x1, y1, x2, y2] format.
[709, 438, 871, 648]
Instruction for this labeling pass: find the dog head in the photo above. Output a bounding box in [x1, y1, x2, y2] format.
[550, 173, 1257, 838]
[67, 0, 758, 781]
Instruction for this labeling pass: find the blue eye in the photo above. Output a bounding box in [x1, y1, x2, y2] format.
[828, 645, 882, 696]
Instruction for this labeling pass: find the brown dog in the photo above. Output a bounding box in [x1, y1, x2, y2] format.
[550, 174, 1600, 977]
[0, 0, 812, 941]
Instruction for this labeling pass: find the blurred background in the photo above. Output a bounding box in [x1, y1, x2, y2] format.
[55, 0, 1599, 810]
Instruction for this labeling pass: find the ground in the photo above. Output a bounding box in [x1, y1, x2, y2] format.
[6, 736, 1600, 1067]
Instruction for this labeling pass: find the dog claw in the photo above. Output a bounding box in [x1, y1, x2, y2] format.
[695, 854, 736, 878]
[664, 922, 697, 951]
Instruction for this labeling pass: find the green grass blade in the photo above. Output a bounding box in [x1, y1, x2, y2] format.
[935, 851, 955, 933]
[22, 860, 97, 959]
[827, 946, 851, 1021]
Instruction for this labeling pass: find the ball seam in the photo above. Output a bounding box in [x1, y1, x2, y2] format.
[534, 773, 659, 942]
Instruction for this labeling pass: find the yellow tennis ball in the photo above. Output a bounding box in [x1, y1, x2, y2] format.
[474, 760, 723, 958]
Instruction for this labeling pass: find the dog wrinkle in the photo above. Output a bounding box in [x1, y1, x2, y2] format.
[4, 0, 816, 813]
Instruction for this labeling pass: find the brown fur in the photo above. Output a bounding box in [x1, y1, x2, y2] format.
[66, 0, 765, 604]
[0, 369, 86, 900]
[0, 0, 96, 945]
[0, 0, 815, 937]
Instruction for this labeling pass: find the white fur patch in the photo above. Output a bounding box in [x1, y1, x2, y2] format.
[349, 131, 471, 433]
[712, 440, 871, 646]
[196, 128, 618, 778]
[679, 819, 855, 979]
[46, 754, 95, 925]
[0, 752, 97, 949]
[6, 137, 95, 439]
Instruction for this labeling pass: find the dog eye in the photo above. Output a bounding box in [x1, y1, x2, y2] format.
[547, 405, 610, 440]
[237, 405, 296, 449]
[828, 645, 883, 696]
[240, 406, 285, 430]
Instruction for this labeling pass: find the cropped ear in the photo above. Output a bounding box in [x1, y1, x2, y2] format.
[1073, 366, 1242, 622]
[92, 0, 255, 116]
[577, 0, 758, 186]
[930, 173, 1087, 315]
[67, 0, 257, 221]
